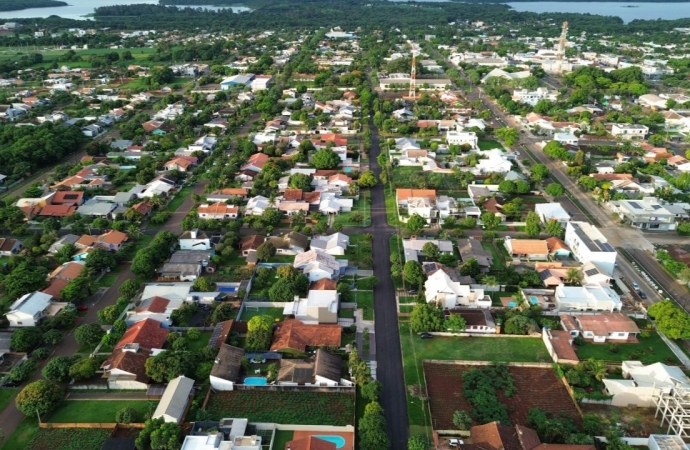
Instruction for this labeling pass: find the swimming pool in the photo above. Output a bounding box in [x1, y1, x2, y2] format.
[529, 296, 539, 305]
[243, 377, 268, 386]
[313, 435, 346, 448]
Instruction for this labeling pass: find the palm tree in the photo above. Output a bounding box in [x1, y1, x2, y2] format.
[565, 268, 583, 285]
[482, 275, 498, 286]
[585, 358, 607, 381]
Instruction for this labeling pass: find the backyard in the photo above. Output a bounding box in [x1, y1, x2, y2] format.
[333, 192, 371, 227]
[48, 400, 155, 423]
[345, 234, 374, 269]
[239, 306, 284, 322]
[574, 332, 680, 365]
[390, 166, 457, 190]
[206, 391, 355, 426]
[478, 139, 506, 151]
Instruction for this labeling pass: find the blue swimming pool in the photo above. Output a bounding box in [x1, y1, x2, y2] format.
[529, 296, 539, 305]
[243, 377, 268, 386]
[314, 435, 346, 448]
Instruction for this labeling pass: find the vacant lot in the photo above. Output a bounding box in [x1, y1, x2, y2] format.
[424, 363, 581, 430]
[207, 391, 355, 426]
[391, 167, 457, 190]
[575, 332, 680, 365]
[48, 400, 154, 423]
[28, 428, 111, 450]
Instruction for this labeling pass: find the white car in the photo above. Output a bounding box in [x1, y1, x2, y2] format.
[449, 439, 464, 447]
[632, 282, 640, 291]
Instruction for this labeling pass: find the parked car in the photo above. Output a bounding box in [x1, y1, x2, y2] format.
[419, 333, 433, 339]
[77, 305, 89, 312]
[639, 291, 648, 300]
[408, 289, 418, 294]
[632, 282, 640, 291]
[449, 439, 464, 447]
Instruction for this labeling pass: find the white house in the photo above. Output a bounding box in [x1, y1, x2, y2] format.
[153, 375, 195, 424]
[5, 291, 63, 327]
[564, 221, 617, 275]
[472, 149, 513, 175]
[245, 196, 271, 216]
[402, 238, 454, 263]
[424, 270, 490, 309]
[603, 361, 690, 407]
[512, 87, 559, 106]
[396, 188, 437, 223]
[611, 124, 649, 140]
[197, 203, 239, 220]
[293, 249, 344, 282]
[310, 232, 349, 256]
[609, 197, 677, 231]
[318, 192, 353, 214]
[446, 130, 478, 149]
[535, 203, 571, 224]
[283, 290, 339, 324]
[555, 285, 622, 313]
[179, 229, 211, 251]
[554, 132, 579, 146]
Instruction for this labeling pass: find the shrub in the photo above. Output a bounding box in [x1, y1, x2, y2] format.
[116, 406, 138, 424]
[186, 328, 201, 341]
[32, 347, 50, 359]
[8, 359, 38, 383]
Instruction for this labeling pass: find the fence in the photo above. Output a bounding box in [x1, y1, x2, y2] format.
[39, 422, 147, 429]
[168, 326, 215, 332]
[233, 384, 355, 393]
[423, 360, 554, 368]
[427, 332, 541, 338]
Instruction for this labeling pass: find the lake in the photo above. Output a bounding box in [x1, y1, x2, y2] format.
[506, 2, 690, 23]
[0, 1, 251, 20]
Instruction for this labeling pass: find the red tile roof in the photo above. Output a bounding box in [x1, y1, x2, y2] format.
[270, 319, 341, 353]
[103, 350, 150, 383]
[38, 204, 77, 217]
[136, 296, 169, 313]
[51, 191, 84, 206]
[115, 318, 168, 352]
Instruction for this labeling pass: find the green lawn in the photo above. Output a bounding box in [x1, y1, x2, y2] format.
[1, 417, 38, 450]
[333, 192, 371, 227]
[478, 139, 506, 151]
[27, 428, 112, 450]
[0, 388, 18, 412]
[48, 400, 154, 423]
[339, 308, 355, 319]
[575, 332, 680, 365]
[384, 187, 403, 227]
[240, 306, 284, 322]
[187, 332, 212, 353]
[95, 272, 119, 288]
[273, 430, 294, 449]
[119, 234, 153, 261]
[345, 234, 373, 269]
[166, 186, 194, 212]
[398, 296, 417, 304]
[480, 241, 505, 270]
[266, 254, 295, 264]
[399, 321, 551, 437]
[353, 291, 374, 321]
[400, 305, 415, 313]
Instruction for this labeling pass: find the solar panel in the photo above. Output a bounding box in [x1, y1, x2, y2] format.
[601, 242, 615, 252]
[629, 201, 642, 209]
[64, 194, 78, 199]
[652, 204, 662, 210]
[208, 322, 225, 348]
[146, 385, 166, 396]
[293, 367, 313, 382]
[584, 268, 599, 276]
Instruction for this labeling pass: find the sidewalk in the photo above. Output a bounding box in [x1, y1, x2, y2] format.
[658, 332, 690, 369]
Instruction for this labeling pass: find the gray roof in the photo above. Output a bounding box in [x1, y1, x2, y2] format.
[76, 202, 116, 216]
[113, 192, 135, 204]
[110, 139, 133, 150]
[210, 344, 245, 382]
[152, 375, 194, 423]
[457, 238, 493, 268]
[48, 234, 79, 253]
[169, 250, 214, 264]
[314, 349, 341, 383]
[158, 263, 200, 278]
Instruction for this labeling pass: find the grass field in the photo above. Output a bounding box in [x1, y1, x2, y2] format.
[345, 234, 373, 270]
[480, 240, 506, 270]
[166, 186, 194, 212]
[353, 290, 374, 321]
[478, 139, 506, 151]
[399, 321, 551, 437]
[0, 388, 18, 412]
[240, 306, 284, 322]
[187, 332, 212, 353]
[333, 192, 371, 227]
[384, 187, 403, 227]
[575, 332, 680, 365]
[48, 400, 154, 423]
[28, 428, 112, 450]
[273, 430, 294, 449]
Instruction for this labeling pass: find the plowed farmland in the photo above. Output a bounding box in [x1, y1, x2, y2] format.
[424, 363, 581, 430]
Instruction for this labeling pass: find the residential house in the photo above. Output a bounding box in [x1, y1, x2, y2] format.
[504, 238, 549, 261]
[240, 235, 265, 257]
[447, 308, 497, 334]
[276, 349, 349, 387]
[179, 229, 212, 251]
[561, 313, 639, 342]
[283, 289, 339, 324]
[251, 75, 272, 92]
[181, 418, 263, 450]
[482, 197, 507, 222]
[153, 375, 195, 424]
[402, 238, 454, 263]
[611, 124, 649, 140]
[38, 204, 77, 217]
[0, 238, 21, 256]
[164, 156, 197, 172]
[446, 130, 478, 148]
[565, 222, 617, 275]
[115, 318, 168, 354]
[609, 197, 677, 231]
[48, 234, 79, 254]
[543, 328, 580, 365]
[209, 344, 245, 391]
[5, 291, 65, 327]
[555, 285, 622, 313]
[472, 149, 513, 175]
[241, 153, 269, 173]
[396, 188, 437, 223]
[79, 230, 128, 251]
[457, 238, 493, 273]
[603, 361, 690, 407]
[197, 203, 239, 220]
[268, 232, 309, 255]
[512, 87, 559, 106]
[319, 192, 353, 215]
[245, 196, 271, 216]
[50, 191, 84, 207]
[126, 295, 184, 328]
[270, 319, 341, 353]
[667, 155, 690, 172]
[49, 261, 85, 282]
[100, 350, 150, 390]
[293, 249, 344, 282]
[206, 188, 248, 203]
[424, 270, 490, 309]
[395, 137, 421, 151]
[466, 421, 594, 450]
[546, 237, 571, 258]
[535, 203, 570, 224]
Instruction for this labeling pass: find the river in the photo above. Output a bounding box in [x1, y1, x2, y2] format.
[0, 1, 251, 20]
[506, 2, 690, 23]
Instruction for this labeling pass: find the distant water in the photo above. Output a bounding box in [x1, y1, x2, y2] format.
[0, 1, 250, 20]
[506, 2, 690, 23]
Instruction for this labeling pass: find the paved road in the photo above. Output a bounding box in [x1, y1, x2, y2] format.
[367, 114, 409, 449]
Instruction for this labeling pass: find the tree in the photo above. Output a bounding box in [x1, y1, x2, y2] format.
[525, 212, 542, 237]
[289, 173, 312, 191]
[358, 170, 378, 188]
[406, 214, 427, 234]
[649, 134, 665, 146]
[149, 67, 175, 85]
[403, 261, 425, 286]
[504, 314, 532, 335]
[42, 356, 72, 383]
[447, 314, 467, 332]
[43, 329, 62, 346]
[255, 242, 276, 261]
[578, 176, 598, 191]
[495, 127, 519, 146]
[530, 164, 549, 181]
[460, 258, 480, 277]
[269, 277, 297, 302]
[312, 148, 340, 169]
[358, 401, 390, 450]
[11, 328, 41, 352]
[119, 279, 141, 299]
[408, 435, 430, 450]
[515, 180, 531, 194]
[359, 276, 379, 290]
[453, 410, 473, 430]
[499, 180, 516, 195]
[211, 303, 236, 324]
[545, 219, 563, 237]
[679, 223, 690, 236]
[246, 315, 274, 351]
[60, 276, 94, 304]
[649, 300, 690, 339]
[421, 242, 441, 260]
[116, 407, 138, 424]
[410, 303, 444, 333]
[74, 323, 105, 350]
[136, 418, 183, 450]
[481, 212, 501, 230]
[98, 305, 121, 324]
[85, 247, 116, 273]
[69, 357, 98, 381]
[565, 268, 583, 285]
[15, 380, 64, 417]
[545, 183, 564, 197]
[361, 380, 382, 402]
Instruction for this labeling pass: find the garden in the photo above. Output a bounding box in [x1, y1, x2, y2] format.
[574, 331, 680, 365]
[424, 362, 581, 430]
[27, 428, 112, 450]
[206, 391, 355, 425]
[345, 234, 374, 269]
